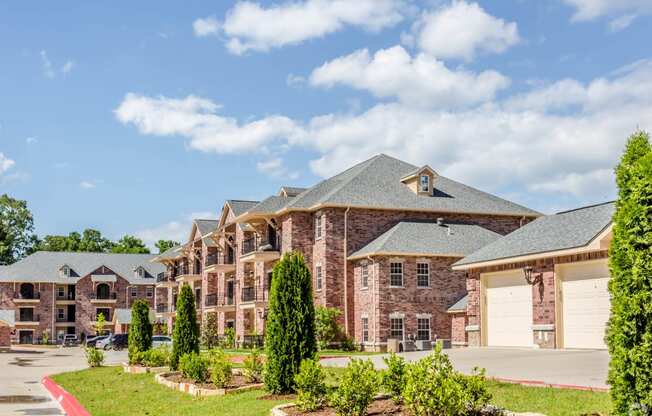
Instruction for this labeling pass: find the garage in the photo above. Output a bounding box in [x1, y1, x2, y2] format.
[485, 270, 533, 347]
[559, 260, 611, 349]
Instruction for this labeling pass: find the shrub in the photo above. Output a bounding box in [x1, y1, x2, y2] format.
[339, 335, 356, 352]
[381, 352, 406, 404]
[330, 359, 379, 416]
[138, 346, 170, 367]
[201, 312, 220, 349]
[315, 306, 342, 350]
[179, 352, 209, 383]
[128, 300, 153, 365]
[222, 327, 236, 349]
[264, 251, 317, 393]
[85, 347, 104, 367]
[294, 359, 328, 411]
[170, 285, 200, 370]
[607, 131, 652, 415]
[458, 367, 492, 414]
[243, 348, 264, 383]
[209, 349, 233, 388]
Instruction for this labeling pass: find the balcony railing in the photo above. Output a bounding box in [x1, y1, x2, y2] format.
[241, 287, 267, 303]
[157, 271, 176, 283]
[241, 235, 281, 256]
[56, 316, 75, 323]
[205, 253, 235, 267]
[175, 264, 201, 276]
[90, 292, 117, 301]
[14, 292, 41, 300]
[205, 293, 217, 307]
[57, 293, 76, 301]
[222, 296, 235, 306]
[18, 314, 39, 322]
[156, 304, 172, 313]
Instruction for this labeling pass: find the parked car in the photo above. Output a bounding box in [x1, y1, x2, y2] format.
[152, 335, 172, 348]
[86, 334, 110, 348]
[104, 333, 128, 351]
[60, 334, 78, 347]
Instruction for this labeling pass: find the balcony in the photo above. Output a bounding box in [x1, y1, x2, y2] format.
[205, 293, 217, 308]
[204, 252, 235, 273]
[175, 264, 202, 284]
[156, 303, 175, 316]
[56, 292, 76, 304]
[240, 235, 281, 264]
[17, 313, 40, 326]
[13, 292, 41, 303]
[156, 271, 178, 288]
[55, 316, 76, 326]
[90, 292, 117, 303]
[240, 286, 266, 307]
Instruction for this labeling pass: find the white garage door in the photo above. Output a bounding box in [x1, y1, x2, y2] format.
[485, 271, 533, 347]
[560, 260, 611, 349]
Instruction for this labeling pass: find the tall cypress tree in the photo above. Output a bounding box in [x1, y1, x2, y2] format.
[170, 284, 199, 370]
[265, 251, 316, 393]
[607, 131, 652, 415]
[128, 299, 153, 364]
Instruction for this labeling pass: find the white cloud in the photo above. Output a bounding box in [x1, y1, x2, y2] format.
[80, 181, 96, 189]
[0, 153, 15, 175]
[134, 211, 216, 249]
[115, 93, 301, 153]
[256, 157, 299, 179]
[193, 16, 220, 37]
[26, 137, 38, 144]
[40, 50, 55, 78]
[309, 45, 509, 108]
[413, 1, 520, 61]
[212, 0, 407, 54]
[61, 60, 75, 74]
[286, 73, 306, 87]
[562, 0, 652, 21]
[608, 14, 637, 32]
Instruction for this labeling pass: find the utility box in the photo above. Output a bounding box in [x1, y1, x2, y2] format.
[386, 339, 401, 353]
[415, 340, 433, 351]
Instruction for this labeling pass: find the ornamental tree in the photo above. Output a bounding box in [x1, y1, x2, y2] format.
[606, 130, 652, 415]
[170, 284, 199, 370]
[264, 251, 317, 393]
[128, 299, 153, 364]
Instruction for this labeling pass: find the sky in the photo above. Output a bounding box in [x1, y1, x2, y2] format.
[1, 0, 651, 248]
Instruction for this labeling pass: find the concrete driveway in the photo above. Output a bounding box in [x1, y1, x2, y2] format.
[0, 346, 127, 416]
[321, 348, 610, 390]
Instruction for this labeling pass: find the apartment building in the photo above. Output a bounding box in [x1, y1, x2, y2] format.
[156, 154, 540, 350]
[0, 252, 161, 344]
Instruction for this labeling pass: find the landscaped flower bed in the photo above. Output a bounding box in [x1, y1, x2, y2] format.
[122, 362, 168, 374]
[155, 369, 263, 397]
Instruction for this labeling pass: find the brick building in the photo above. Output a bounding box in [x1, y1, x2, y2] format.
[0, 252, 162, 344]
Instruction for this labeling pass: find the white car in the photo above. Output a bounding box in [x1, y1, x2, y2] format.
[152, 335, 172, 348]
[95, 335, 113, 350]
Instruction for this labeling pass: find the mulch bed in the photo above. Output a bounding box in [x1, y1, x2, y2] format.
[283, 398, 406, 415]
[165, 373, 256, 390]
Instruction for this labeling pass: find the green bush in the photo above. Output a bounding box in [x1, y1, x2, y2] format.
[138, 346, 170, 367]
[607, 130, 652, 415]
[179, 352, 209, 383]
[294, 359, 328, 411]
[201, 312, 220, 349]
[315, 306, 342, 350]
[381, 352, 406, 404]
[85, 347, 104, 367]
[170, 284, 200, 370]
[329, 359, 379, 416]
[243, 348, 264, 383]
[264, 251, 317, 393]
[458, 367, 492, 414]
[209, 349, 232, 388]
[339, 335, 356, 352]
[128, 300, 153, 365]
[222, 327, 236, 349]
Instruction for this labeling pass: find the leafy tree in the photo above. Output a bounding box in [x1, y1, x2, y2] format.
[128, 300, 153, 364]
[38, 229, 114, 253]
[264, 251, 316, 394]
[111, 235, 150, 254]
[94, 312, 106, 336]
[79, 229, 114, 252]
[314, 306, 342, 350]
[201, 312, 219, 349]
[155, 240, 179, 254]
[607, 130, 652, 415]
[170, 284, 199, 370]
[0, 194, 38, 265]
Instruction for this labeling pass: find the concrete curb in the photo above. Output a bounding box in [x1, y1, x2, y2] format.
[490, 377, 609, 392]
[42, 376, 91, 416]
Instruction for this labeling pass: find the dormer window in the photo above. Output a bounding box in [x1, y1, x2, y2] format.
[420, 175, 429, 192]
[136, 267, 146, 279]
[61, 265, 70, 278]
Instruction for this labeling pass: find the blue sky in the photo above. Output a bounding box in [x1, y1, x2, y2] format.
[1, 0, 651, 247]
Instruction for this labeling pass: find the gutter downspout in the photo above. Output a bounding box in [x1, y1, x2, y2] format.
[343, 207, 351, 336]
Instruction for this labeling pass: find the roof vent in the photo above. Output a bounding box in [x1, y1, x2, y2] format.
[436, 218, 445, 226]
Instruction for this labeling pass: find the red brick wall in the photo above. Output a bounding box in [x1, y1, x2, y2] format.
[0, 324, 11, 348]
[450, 312, 468, 346]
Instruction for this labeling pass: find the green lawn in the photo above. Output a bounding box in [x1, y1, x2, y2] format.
[52, 366, 611, 416]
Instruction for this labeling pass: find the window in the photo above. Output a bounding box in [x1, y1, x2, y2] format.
[417, 317, 431, 341]
[361, 265, 369, 289]
[390, 317, 404, 340]
[315, 265, 323, 291]
[61, 266, 70, 277]
[420, 174, 429, 192]
[137, 267, 145, 278]
[390, 262, 403, 287]
[57, 308, 65, 320]
[131, 287, 138, 297]
[315, 214, 323, 239]
[417, 262, 430, 287]
[146, 287, 153, 298]
[361, 317, 369, 342]
[57, 286, 65, 298]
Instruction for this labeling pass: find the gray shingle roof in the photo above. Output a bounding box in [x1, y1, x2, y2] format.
[447, 295, 468, 313]
[455, 202, 615, 267]
[195, 219, 218, 236]
[349, 221, 502, 259]
[152, 245, 185, 262]
[279, 186, 307, 197]
[0, 251, 165, 284]
[227, 200, 260, 217]
[248, 195, 295, 215]
[112, 308, 159, 324]
[284, 154, 540, 216]
[0, 309, 15, 326]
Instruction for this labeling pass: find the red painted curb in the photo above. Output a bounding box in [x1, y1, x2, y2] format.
[42, 376, 91, 416]
[490, 376, 609, 392]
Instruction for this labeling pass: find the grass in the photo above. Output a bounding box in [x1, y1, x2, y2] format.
[52, 365, 612, 416]
[218, 348, 381, 357]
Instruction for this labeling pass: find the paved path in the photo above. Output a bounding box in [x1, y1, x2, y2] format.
[321, 347, 610, 390]
[0, 346, 126, 416]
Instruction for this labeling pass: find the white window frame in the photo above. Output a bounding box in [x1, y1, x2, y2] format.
[315, 214, 323, 240]
[57, 308, 65, 320]
[417, 316, 431, 341]
[389, 317, 404, 340]
[389, 262, 403, 287]
[57, 286, 65, 298]
[61, 266, 70, 277]
[417, 262, 430, 288]
[131, 287, 138, 297]
[361, 317, 369, 343]
[146, 286, 153, 298]
[420, 174, 429, 192]
[315, 264, 323, 291]
[361, 264, 369, 289]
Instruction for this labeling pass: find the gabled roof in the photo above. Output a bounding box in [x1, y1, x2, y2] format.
[454, 201, 615, 268]
[279, 186, 307, 197]
[400, 165, 437, 182]
[447, 295, 468, 313]
[151, 245, 185, 262]
[247, 195, 295, 216]
[348, 221, 501, 260]
[194, 219, 219, 236]
[227, 200, 260, 217]
[281, 154, 540, 217]
[0, 251, 165, 284]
